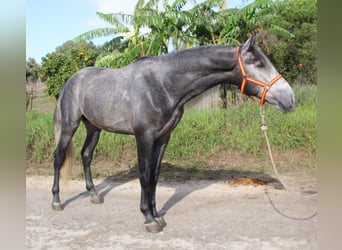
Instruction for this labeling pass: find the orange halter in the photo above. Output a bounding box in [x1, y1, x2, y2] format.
[236, 46, 283, 105]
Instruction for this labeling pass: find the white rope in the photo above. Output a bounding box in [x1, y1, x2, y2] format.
[259, 106, 284, 189]
[259, 106, 317, 220]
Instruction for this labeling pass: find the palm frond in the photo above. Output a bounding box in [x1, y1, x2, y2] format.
[95, 52, 126, 68]
[100, 36, 126, 53]
[96, 12, 133, 27]
[171, 0, 195, 11]
[136, 8, 162, 28]
[143, 0, 159, 10]
[222, 36, 241, 45]
[268, 24, 295, 39]
[73, 28, 126, 42]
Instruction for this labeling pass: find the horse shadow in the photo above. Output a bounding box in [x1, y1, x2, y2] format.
[62, 162, 280, 216]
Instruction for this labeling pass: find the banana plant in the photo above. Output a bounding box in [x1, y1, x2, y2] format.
[219, 0, 294, 47]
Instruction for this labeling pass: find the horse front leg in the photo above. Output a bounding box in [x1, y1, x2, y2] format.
[135, 132, 170, 233]
[150, 135, 170, 229]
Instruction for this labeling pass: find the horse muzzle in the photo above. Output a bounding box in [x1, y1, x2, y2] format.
[265, 79, 295, 113]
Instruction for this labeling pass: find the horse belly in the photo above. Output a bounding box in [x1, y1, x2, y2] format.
[81, 93, 134, 134]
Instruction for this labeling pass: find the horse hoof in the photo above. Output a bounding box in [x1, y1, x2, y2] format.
[90, 195, 104, 204]
[52, 202, 63, 211]
[155, 217, 167, 228]
[145, 220, 163, 233]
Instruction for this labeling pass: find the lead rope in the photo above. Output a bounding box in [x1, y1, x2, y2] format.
[259, 106, 318, 220]
[260, 106, 282, 185]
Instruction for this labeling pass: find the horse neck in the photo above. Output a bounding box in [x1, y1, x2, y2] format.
[164, 46, 240, 105]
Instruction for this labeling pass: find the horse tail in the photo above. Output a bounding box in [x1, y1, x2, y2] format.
[54, 99, 74, 183]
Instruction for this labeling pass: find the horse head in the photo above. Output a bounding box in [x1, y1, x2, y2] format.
[237, 33, 295, 113]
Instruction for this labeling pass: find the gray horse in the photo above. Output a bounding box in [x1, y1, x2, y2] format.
[51, 33, 295, 233]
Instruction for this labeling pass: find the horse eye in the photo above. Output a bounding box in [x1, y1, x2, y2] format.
[246, 57, 263, 67]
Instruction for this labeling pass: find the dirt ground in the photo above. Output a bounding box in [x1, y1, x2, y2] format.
[26, 172, 317, 250]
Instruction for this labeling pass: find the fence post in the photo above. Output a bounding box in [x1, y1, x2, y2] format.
[29, 87, 34, 111]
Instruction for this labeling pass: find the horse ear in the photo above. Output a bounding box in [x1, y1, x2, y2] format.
[242, 32, 256, 52]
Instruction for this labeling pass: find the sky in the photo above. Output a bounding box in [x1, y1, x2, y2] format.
[26, 0, 250, 63]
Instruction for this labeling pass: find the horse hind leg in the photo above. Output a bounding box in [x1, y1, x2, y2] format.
[81, 119, 103, 204]
[52, 131, 76, 211]
[52, 102, 81, 211]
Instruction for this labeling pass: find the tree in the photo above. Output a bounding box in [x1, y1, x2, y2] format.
[219, 0, 294, 47]
[184, 0, 225, 45]
[40, 40, 99, 99]
[26, 58, 41, 84]
[266, 0, 317, 84]
[138, 0, 197, 53]
[74, 0, 195, 67]
[74, 0, 227, 68]
[74, 0, 156, 68]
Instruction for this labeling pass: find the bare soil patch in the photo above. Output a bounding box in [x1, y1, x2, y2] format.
[26, 172, 317, 249]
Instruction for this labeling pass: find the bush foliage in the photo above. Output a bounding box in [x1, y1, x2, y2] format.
[39, 41, 99, 99]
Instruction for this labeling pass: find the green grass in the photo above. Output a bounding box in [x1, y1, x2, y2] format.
[26, 111, 54, 162]
[26, 85, 317, 172]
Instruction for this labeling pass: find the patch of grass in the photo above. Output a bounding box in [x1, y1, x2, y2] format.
[26, 112, 54, 162]
[167, 110, 226, 160]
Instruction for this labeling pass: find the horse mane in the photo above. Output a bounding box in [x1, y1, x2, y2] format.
[135, 56, 151, 62]
[170, 45, 229, 57]
[134, 44, 268, 66]
[134, 45, 232, 64]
